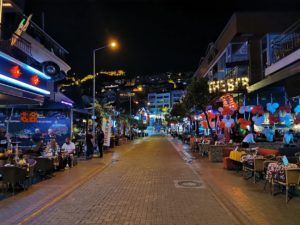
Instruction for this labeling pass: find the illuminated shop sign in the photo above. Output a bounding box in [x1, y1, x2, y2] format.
[208, 77, 249, 93]
[0, 51, 50, 95]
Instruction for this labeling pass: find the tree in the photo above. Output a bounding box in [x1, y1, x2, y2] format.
[169, 102, 188, 122]
[183, 77, 219, 138]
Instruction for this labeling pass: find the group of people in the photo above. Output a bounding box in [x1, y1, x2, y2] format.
[32, 126, 105, 166]
[85, 126, 104, 160]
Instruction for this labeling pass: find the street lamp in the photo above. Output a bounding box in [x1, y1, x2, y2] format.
[92, 41, 117, 138]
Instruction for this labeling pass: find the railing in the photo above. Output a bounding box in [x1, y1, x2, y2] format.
[271, 19, 300, 63]
[11, 33, 32, 56]
[0, 39, 37, 70]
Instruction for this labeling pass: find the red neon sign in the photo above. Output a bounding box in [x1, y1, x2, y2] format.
[31, 75, 40, 86]
[10, 65, 22, 78]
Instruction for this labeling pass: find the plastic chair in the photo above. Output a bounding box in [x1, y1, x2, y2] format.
[0, 166, 27, 195]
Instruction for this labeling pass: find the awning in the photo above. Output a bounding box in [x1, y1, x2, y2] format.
[0, 82, 44, 105]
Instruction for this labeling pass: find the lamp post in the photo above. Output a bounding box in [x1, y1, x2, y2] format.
[92, 41, 117, 138]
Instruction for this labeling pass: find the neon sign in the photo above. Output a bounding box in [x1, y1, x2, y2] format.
[10, 66, 22, 78]
[0, 51, 50, 95]
[208, 77, 249, 93]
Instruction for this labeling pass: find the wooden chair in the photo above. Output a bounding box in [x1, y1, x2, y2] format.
[243, 158, 265, 183]
[263, 160, 277, 192]
[272, 168, 300, 203]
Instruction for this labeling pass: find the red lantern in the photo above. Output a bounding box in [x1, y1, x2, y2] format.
[31, 75, 40, 86]
[10, 65, 22, 78]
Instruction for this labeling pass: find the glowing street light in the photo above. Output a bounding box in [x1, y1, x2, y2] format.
[92, 40, 119, 137]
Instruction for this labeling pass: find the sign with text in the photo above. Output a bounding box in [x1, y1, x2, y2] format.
[208, 77, 249, 93]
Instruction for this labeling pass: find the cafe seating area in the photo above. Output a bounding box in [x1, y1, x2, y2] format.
[0, 147, 78, 197]
[189, 138, 300, 203]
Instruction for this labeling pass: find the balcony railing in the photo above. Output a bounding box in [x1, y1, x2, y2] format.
[271, 19, 300, 63]
[11, 33, 32, 56]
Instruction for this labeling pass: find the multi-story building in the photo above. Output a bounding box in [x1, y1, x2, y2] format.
[148, 92, 171, 115]
[0, 1, 74, 145]
[0, 0, 71, 105]
[171, 90, 185, 107]
[194, 12, 299, 107]
[148, 90, 186, 114]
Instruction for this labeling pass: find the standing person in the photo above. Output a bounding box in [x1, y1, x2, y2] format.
[96, 127, 104, 158]
[85, 129, 94, 160]
[61, 137, 76, 168]
[241, 130, 255, 148]
[31, 128, 43, 156]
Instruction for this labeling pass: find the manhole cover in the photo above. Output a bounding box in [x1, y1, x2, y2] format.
[174, 180, 205, 189]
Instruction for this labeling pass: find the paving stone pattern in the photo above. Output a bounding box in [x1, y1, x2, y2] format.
[25, 136, 238, 225]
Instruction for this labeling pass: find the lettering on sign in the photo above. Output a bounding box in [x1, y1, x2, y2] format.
[208, 77, 249, 93]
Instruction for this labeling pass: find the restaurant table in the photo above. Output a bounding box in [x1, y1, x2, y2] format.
[229, 150, 247, 161]
[266, 162, 298, 182]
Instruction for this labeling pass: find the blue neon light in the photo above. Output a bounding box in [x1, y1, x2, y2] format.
[0, 51, 51, 80]
[0, 74, 50, 95]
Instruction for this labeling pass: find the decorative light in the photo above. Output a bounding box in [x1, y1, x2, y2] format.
[61, 101, 73, 107]
[208, 76, 249, 93]
[0, 51, 51, 80]
[0, 74, 50, 95]
[31, 75, 40, 86]
[10, 66, 22, 78]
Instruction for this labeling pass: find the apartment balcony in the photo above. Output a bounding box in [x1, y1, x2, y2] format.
[0, 34, 38, 68]
[265, 19, 300, 76]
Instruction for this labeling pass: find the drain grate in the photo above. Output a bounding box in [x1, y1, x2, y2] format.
[174, 180, 205, 189]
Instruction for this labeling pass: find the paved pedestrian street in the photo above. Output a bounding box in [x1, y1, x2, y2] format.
[1, 136, 300, 225]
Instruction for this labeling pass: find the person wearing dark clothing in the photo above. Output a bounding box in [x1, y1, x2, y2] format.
[31, 128, 43, 156]
[96, 128, 104, 158]
[213, 132, 218, 143]
[0, 127, 8, 153]
[85, 130, 94, 160]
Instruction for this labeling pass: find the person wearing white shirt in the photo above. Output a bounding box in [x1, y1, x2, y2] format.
[61, 137, 76, 168]
[242, 131, 255, 148]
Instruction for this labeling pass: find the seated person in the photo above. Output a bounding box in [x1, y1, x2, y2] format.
[61, 137, 76, 168]
[241, 130, 255, 148]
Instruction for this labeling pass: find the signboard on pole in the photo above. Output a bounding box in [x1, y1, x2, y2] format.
[102, 116, 112, 147]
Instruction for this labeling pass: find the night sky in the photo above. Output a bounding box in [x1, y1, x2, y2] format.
[26, 0, 300, 77]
